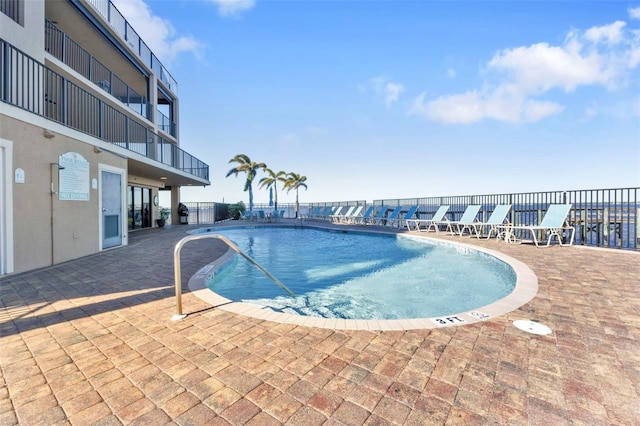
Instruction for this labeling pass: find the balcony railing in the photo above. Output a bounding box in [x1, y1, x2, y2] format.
[1, 38, 208, 181]
[157, 109, 175, 136]
[84, 0, 178, 95]
[45, 20, 150, 122]
[0, 0, 23, 25]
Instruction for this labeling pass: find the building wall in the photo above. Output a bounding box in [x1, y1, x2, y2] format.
[1, 114, 127, 273]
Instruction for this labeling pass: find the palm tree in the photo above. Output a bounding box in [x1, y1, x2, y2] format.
[225, 154, 267, 215]
[283, 172, 308, 218]
[258, 168, 286, 212]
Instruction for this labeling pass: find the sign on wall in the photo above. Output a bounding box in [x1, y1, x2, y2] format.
[59, 152, 90, 201]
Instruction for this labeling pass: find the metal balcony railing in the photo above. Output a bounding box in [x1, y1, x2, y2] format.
[0, 0, 23, 25]
[45, 20, 151, 122]
[84, 0, 178, 95]
[157, 109, 175, 136]
[0, 39, 208, 181]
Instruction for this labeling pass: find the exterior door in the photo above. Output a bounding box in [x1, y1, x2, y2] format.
[101, 169, 123, 249]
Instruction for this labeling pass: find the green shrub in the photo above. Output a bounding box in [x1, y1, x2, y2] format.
[228, 201, 246, 220]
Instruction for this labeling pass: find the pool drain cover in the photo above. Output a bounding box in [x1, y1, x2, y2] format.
[513, 320, 552, 335]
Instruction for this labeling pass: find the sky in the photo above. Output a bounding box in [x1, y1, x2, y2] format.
[112, 0, 640, 206]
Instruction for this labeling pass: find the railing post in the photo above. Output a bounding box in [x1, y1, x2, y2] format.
[172, 233, 294, 320]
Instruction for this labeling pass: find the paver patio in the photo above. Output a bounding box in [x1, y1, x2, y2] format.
[1, 221, 638, 425]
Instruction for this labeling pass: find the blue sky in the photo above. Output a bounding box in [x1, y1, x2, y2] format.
[113, 0, 640, 205]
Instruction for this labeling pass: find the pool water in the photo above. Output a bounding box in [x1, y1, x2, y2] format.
[205, 227, 516, 320]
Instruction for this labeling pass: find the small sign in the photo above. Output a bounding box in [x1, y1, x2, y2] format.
[14, 168, 25, 183]
[59, 152, 90, 201]
[469, 311, 490, 320]
[92, 178, 97, 189]
[431, 316, 465, 326]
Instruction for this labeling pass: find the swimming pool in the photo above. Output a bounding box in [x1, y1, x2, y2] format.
[188, 225, 538, 329]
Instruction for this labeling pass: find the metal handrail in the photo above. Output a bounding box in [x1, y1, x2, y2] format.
[172, 233, 294, 320]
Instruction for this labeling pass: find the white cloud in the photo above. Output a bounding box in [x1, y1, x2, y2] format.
[384, 83, 405, 108]
[208, 0, 256, 17]
[112, 0, 203, 65]
[411, 18, 640, 124]
[447, 68, 456, 79]
[366, 76, 405, 108]
[629, 7, 640, 20]
[409, 89, 564, 124]
[584, 20, 626, 45]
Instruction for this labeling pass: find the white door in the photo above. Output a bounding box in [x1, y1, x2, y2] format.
[101, 169, 123, 249]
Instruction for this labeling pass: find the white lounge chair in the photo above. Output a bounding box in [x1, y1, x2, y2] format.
[504, 204, 575, 247]
[406, 205, 450, 232]
[469, 204, 512, 239]
[342, 205, 363, 224]
[329, 206, 345, 222]
[449, 205, 482, 236]
[331, 206, 353, 223]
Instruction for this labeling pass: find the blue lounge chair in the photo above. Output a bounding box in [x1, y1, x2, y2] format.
[354, 206, 375, 224]
[470, 204, 512, 239]
[505, 204, 575, 247]
[306, 206, 321, 219]
[387, 205, 419, 227]
[342, 205, 363, 224]
[375, 205, 402, 226]
[406, 205, 450, 232]
[318, 206, 334, 220]
[331, 206, 353, 223]
[366, 206, 389, 225]
[448, 205, 482, 236]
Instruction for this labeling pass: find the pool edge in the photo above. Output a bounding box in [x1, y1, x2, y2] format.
[187, 225, 539, 330]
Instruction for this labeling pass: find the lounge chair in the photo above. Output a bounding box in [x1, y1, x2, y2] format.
[448, 205, 482, 236]
[341, 205, 363, 224]
[374, 205, 402, 226]
[469, 204, 512, 239]
[406, 205, 450, 232]
[504, 204, 575, 247]
[329, 206, 345, 222]
[354, 206, 375, 224]
[317, 206, 334, 220]
[387, 205, 419, 227]
[306, 206, 321, 219]
[331, 206, 353, 223]
[366, 206, 389, 225]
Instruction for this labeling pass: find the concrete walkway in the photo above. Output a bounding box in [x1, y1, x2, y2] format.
[1, 221, 638, 425]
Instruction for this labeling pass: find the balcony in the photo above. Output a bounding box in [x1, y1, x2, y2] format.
[84, 0, 178, 95]
[1, 39, 208, 182]
[45, 20, 153, 125]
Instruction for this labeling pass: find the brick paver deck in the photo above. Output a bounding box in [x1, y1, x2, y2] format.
[1, 221, 638, 425]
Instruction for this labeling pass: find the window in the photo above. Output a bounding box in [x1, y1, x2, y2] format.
[128, 186, 152, 230]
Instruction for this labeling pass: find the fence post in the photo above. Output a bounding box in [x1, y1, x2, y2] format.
[637, 208, 640, 250]
[603, 208, 610, 248]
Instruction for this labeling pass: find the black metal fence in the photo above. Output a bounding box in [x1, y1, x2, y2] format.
[373, 188, 639, 250]
[184, 189, 638, 249]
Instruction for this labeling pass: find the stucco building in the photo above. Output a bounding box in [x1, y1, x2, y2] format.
[0, 0, 210, 274]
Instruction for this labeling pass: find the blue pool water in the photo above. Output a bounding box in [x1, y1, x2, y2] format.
[203, 227, 516, 320]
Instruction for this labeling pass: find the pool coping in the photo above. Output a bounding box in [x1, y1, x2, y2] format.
[187, 225, 538, 330]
